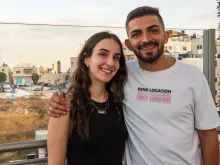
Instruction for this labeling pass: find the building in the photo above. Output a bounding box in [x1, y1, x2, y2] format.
[122, 44, 136, 61]
[191, 38, 203, 56]
[165, 38, 192, 58]
[215, 58, 220, 106]
[39, 73, 67, 86]
[38, 66, 45, 75]
[57, 61, 61, 73]
[167, 30, 188, 38]
[51, 63, 57, 74]
[38, 73, 55, 85]
[0, 63, 12, 83]
[70, 57, 78, 73]
[165, 33, 203, 57]
[216, 40, 220, 55]
[13, 63, 37, 86]
[38, 66, 52, 75]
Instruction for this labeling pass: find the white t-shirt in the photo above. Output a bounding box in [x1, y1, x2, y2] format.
[123, 59, 220, 165]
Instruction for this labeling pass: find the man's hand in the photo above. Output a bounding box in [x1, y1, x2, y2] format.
[46, 91, 71, 118]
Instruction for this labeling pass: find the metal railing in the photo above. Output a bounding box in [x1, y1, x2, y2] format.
[1, 135, 220, 164]
[0, 140, 47, 165]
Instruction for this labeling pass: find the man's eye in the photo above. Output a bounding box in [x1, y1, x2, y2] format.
[150, 29, 159, 33]
[131, 33, 139, 38]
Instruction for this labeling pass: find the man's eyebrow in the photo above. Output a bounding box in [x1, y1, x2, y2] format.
[130, 24, 160, 34]
[147, 24, 160, 29]
[130, 29, 141, 34]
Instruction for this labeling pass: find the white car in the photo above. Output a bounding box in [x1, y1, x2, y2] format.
[3, 84, 12, 93]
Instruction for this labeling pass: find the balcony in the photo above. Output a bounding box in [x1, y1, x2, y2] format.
[0, 140, 47, 164]
[0, 20, 218, 163]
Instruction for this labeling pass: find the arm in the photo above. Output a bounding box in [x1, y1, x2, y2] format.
[47, 112, 70, 165]
[47, 91, 71, 118]
[193, 73, 220, 165]
[198, 129, 219, 165]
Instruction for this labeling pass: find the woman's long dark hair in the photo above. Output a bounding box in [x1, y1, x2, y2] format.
[67, 31, 127, 139]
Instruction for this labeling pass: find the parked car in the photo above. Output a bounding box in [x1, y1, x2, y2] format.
[32, 85, 43, 91]
[3, 84, 12, 93]
[43, 83, 51, 87]
[48, 86, 62, 90]
[37, 82, 44, 85]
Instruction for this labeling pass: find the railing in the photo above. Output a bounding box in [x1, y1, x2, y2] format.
[1, 135, 220, 164]
[0, 140, 47, 165]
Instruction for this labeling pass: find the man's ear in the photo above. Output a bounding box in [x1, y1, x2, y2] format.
[164, 31, 170, 44]
[125, 39, 132, 51]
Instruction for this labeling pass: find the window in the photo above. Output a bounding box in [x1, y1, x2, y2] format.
[16, 71, 20, 74]
[215, 78, 217, 82]
[200, 45, 202, 49]
[182, 46, 187, 51]
[71, 62, 73, 66]
[169, 46, 172, 50]
[197, 45, 200, 50]
[23, 69, 32, 74]
[165, 46, 167, 50]
[2, 69, 4, 71]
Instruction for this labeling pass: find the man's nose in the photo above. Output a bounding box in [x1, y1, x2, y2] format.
[142, 32, 151, 43]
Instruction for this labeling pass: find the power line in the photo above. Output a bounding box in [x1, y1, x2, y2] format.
[0, 22, 124, 29]
[0, 21, 212, 31]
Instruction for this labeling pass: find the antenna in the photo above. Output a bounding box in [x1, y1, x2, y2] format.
[79, 43, 82, 52]
[0, 49, 2, 66]
[19, 54, 23, 66]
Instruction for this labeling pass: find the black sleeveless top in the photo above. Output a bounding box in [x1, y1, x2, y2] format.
[66, 93, 128, 165]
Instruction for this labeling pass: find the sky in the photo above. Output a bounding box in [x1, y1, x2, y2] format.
[0, 0, 218, 71]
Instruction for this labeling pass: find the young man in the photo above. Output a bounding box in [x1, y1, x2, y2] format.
[47, 6, 220, 165]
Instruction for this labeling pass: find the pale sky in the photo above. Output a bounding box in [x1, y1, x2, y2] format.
[0, 0, 218, 71]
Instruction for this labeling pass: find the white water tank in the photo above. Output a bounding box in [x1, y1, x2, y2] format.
[35, 130, 48, 158]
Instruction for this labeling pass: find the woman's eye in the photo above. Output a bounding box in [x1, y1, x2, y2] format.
[99, 53, 107, 56]
[114, 56, 120, 60]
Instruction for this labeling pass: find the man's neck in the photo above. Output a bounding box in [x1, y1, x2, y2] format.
[138, 54, 175, 72]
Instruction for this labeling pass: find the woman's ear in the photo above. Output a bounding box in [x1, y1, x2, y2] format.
[84, 57, 90, 68]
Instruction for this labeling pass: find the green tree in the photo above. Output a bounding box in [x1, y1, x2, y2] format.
[32, 73, 39, 85]
[0, 72, 7, 82]
[9, 74, 14, 84]
[65, 74, 70, 81]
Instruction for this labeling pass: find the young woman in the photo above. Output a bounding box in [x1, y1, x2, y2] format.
[47, 31, 128, 165]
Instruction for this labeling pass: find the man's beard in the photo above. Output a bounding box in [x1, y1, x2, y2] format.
[134, 41, 164, 64]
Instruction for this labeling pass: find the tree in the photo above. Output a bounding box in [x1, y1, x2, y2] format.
[0, 72, 7, 82]
[65, 74, 70, 81]
[9, 74, 13, 84]
[32, 73, 39, 85]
